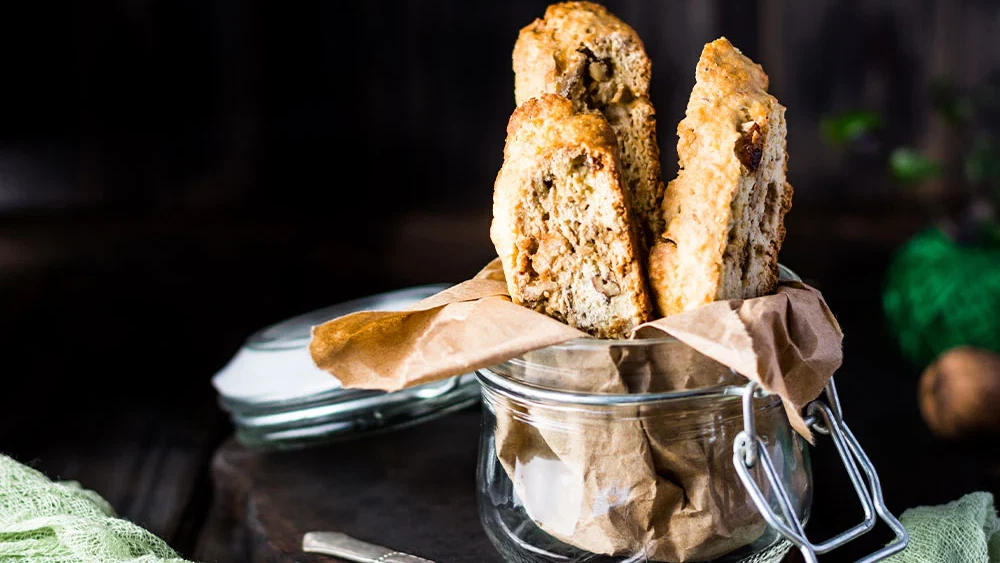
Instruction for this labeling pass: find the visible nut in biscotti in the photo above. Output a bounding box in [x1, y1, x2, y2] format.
[491, 94, 653, 339]
[513, 1, 665, 252]
[648, 37, 793, 317]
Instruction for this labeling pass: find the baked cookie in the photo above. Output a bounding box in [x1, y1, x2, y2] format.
[649, 37, 793, 317]
[513, 1, 665, 251]
[492, 94, 653, 338]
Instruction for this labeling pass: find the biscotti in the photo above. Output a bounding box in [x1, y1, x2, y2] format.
[491, 93, 653, 339]
[513, 1, 665, 251]
[648, 37, 793, 317]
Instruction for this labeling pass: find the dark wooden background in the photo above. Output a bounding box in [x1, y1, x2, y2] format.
[0, 1, 998, 561]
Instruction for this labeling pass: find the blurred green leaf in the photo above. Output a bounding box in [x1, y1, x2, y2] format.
[890, 148, 943, 182]
[972, 71, 1000, 130]
[965, 136, 1000, 186]
[820, 111, 883, 147]
[981, 219, 1000, 248]
[930, 76, 973, 126]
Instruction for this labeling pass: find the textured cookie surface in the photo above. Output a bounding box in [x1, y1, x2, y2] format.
[649, 37, 793, 317]
[491, 94, 652, 339]
[513, 1, 665, 251]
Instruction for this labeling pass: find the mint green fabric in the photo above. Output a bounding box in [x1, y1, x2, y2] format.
[885, 491, 1000, 563]
[0, 454, 193, 562]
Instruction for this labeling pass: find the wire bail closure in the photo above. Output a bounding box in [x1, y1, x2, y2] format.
[732, 378, 909, 562]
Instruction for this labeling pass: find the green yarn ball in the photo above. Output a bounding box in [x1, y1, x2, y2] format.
[883, 227, 1000, 369]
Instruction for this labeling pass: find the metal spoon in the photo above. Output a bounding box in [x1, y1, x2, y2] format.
[302, 531, 436, 563]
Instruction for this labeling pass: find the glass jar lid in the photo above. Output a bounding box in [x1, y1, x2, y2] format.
[212, 284, 481, 450]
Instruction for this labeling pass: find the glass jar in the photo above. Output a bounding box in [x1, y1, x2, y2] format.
[476, 338, 810, 563]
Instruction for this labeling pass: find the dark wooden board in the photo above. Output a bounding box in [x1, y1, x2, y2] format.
[194, 406, 501, 563]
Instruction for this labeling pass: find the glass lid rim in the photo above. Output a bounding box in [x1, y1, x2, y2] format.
[219, 373, 480, 414]
[475, 367, 764, 406]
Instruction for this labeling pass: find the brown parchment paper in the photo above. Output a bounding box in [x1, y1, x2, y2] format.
[308, 258, 841, 561]
[309, 259, 587, 391]
[310, 258, 842, 440]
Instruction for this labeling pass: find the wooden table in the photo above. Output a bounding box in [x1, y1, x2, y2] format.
[194, 408, 497, 563]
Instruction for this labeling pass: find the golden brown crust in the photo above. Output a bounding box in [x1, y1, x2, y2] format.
[492, 94, 653, 338]
[649, 37, 792, 317]
[513, 2, 665, 251]
[503, 89, 618, 150]
[513, 2, 650, 103]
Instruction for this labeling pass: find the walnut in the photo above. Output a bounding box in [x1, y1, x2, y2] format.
[736, 121, 763, 171]
[588, 60, 608, 82]
[592, 277, 621, 298]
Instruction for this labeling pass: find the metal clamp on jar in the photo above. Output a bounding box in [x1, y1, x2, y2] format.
[733, 379, 908, 562]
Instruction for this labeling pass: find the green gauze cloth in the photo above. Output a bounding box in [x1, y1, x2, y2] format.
[0, 453, 193, 562]
[884, 491, 1000, 563]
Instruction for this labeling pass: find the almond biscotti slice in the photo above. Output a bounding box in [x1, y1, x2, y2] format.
[513, 1, 665, 251]
[492, 94, 653, 339]
[648, 37, 793, 317]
